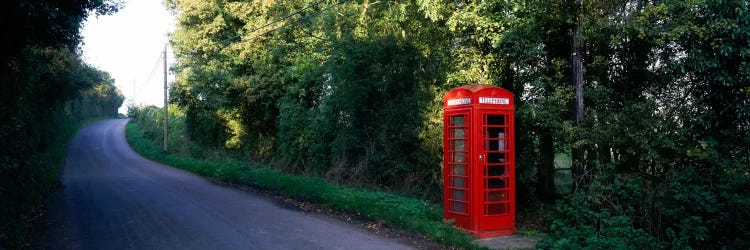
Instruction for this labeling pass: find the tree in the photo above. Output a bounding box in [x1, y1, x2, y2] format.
[166, 0, 750, 247]
[0, 1, 123, 247]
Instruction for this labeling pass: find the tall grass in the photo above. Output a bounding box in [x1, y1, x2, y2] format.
[125, 117, 483, 249]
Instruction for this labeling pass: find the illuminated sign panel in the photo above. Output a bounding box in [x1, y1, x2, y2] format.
[447, 98, 471, 106]
[479, 97, 509, 105]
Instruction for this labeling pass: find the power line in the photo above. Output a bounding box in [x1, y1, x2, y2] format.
[241, 0, 348, 42]
[210, 0, 328, 45]
[133, 44, 170, 106]
[144, 51, 164, 88]
[181, 0, 345, 57]
[243, 0, 327, 38]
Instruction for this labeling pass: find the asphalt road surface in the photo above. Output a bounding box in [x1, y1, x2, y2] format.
[42, 119, 414, 249]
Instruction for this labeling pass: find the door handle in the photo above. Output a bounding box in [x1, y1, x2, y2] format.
[479, 155, 483, 162]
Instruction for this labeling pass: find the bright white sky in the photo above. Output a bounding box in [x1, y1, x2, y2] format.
[81, 0, 176, 113]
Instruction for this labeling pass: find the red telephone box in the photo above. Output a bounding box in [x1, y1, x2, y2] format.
[443, 84, 516, 238]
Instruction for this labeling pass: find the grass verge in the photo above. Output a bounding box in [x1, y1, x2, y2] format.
[125, 121, 483, 249]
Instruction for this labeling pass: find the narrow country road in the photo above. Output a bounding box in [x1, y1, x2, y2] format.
[42, 119, 414, 249]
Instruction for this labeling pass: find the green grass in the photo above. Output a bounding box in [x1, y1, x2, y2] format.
[125, 121, 484, 249]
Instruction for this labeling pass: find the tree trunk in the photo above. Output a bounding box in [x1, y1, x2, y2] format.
[571, 0, 585, 180]
[537, 130, 557, 201]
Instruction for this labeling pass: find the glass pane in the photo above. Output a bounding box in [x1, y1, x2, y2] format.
[452, 165, 466, 175]
[487, 165, 505, 176]
[451, 116, 465, 126]
[487, 153, 504, 163]
[451, 202, 466, 213]
[488, 127, 505, 138]
[487, 190, 508, 202]
[452, 177, 466, 188]
[452, 190, 466, 201]
[485, 140, 507, 151]
[486, 203, 508, 215]
[487, 178, 506, 189]
[487, 115, 505, 125]
[453, 152, 466, 163]
[452, 140, 465, 151]
[452, 128, 465, 138]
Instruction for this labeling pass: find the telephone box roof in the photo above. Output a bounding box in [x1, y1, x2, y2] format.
[444, 84, 514, 109]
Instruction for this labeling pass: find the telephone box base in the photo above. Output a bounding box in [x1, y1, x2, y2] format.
[468, 228, 517, 239]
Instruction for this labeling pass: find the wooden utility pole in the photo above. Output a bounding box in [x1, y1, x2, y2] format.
[163, 45, 168, 152]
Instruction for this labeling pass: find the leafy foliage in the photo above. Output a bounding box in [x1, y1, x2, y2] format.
[538, 0, 750, 248]
[168, 0, 452, 198]
[166, 0, 750, 248]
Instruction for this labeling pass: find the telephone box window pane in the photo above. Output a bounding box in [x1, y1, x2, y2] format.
[487, 190, 508, 202]
[452, 177, 466, 188]
[452, 128, 465, 138]
[486, 140, 506, 151]
[487, 115, 505, 125]
[488, 128, 505, 138]
[451, 116, 465, 126]
[487, 153, 505, 163]
[486, 203, 508, 215]
[452, 190, 466, 201]
[453, 152, 466, 163]
[451, 202, 466, 213]
[453, 140, 465, 151]
[487, 166, 505, 176]
[452, 165, 466, 175]
[487, 178, 507, 189]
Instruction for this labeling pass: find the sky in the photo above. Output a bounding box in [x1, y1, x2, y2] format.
[81, 0, 176, 113]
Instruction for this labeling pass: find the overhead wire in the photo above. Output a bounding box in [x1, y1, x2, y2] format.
[144, 51, 164, 86]
[241, 0, 348, 42]
[133, 1, 347, 106]
[133, 1, 344, 106]
[213, 0, 328, 45]
[132, 48, 165, 105]
[180, 0, 346, 57]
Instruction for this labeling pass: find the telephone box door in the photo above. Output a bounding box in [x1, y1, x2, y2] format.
[444, 110, 472, 229]
[477, 110, 515, 231]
